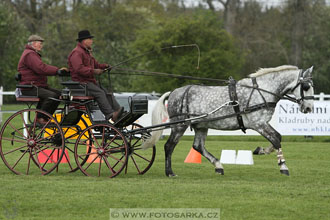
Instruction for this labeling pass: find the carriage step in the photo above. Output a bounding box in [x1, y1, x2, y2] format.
[26, 123, 57, 128]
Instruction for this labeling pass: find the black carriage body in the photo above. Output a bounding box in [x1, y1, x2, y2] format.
[59, 80, 149, 128]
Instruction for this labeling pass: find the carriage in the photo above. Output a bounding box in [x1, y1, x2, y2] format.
[0, 71, 157, 177]
[0, 65, 315, 177]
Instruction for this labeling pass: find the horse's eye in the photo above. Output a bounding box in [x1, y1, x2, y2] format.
[302, 83, 310, 91]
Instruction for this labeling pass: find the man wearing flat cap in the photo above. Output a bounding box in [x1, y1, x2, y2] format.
[68, 30, 123, 122]
[17, 34, 68, 124]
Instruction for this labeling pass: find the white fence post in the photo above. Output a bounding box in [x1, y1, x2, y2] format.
[0, 86, 3, 106]
[24, 111, 28, 137]
[0, 86, 2, 125]
[319, 92, 325, 101]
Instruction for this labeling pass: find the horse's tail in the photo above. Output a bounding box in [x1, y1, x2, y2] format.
[141, 91, 171, 149]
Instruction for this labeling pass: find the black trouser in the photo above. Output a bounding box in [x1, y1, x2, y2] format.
[86, 82, 120, 120]
[21, 87, 61, 119]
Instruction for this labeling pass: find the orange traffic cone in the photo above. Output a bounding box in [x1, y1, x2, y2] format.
[52, 149, 70, 163]
[38, 149, 54, 164]
[86, 141, 102, 163]
[184, 148, 202, 163]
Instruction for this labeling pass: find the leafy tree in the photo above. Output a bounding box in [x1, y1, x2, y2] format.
[1, 0, 330, 95]
[302, 2, 330, 93]
[235, 2, 292, 74]
[0, 2, 29, 92]
[126, 10, 244, 93]
[60, 0, 162, 91]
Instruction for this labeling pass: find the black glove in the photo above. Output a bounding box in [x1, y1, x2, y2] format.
[104, 64, 112, 71]
[57, 67, 70, 76]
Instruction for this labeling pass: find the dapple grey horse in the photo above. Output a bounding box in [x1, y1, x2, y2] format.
[144, 65, 314, 177]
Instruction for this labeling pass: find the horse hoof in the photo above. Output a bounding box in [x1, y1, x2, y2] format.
[215, 168, 224, 175]
[280, 170, 290, 176]
[167, 173, 177, 177]
[253, 147, 265, 155]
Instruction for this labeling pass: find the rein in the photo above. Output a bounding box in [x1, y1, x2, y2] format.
[111, 44, 201, 70]
[110, 66, 313, 105]
[239, 83, 297, 103]
[111, 67, 229, 84]
[239, 69, 314, 104]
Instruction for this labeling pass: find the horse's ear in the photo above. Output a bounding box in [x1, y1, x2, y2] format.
[303, 66, 313, 77]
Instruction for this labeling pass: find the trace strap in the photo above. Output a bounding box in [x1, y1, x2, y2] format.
[228, 77, 246, 133]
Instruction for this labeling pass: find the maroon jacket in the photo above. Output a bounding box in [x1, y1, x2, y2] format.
[17, 45, 58, 87]
[68, 42, 107, 84]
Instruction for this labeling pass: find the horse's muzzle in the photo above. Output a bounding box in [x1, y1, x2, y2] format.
[304, 107, 312, 113]
[301, 106, 312, 113]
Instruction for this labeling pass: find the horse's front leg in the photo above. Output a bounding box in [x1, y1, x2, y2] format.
[193, 128, 224, 175]
[254, 123, 289, 176]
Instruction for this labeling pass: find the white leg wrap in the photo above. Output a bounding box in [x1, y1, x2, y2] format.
[277, 148, 286, 164]
[215, 161, 223, 169]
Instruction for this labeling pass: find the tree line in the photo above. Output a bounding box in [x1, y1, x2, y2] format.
[1, 0, 329, 97]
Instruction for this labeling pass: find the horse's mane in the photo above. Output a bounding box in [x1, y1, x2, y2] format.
[249, 65, 298, 77]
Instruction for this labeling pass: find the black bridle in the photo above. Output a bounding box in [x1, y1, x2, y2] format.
[288, 69, 314, 104]
[241, 69, 314, 105]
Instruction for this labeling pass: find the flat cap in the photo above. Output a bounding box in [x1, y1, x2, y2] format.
[28, 35, 44, 42]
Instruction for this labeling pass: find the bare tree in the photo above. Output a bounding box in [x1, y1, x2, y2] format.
[202, 0, 241, 34]
[205, 0, 216, 11]
[218, 0, 241, 34]
[289, 0, 308, 66]
[4, 0, 60, 33]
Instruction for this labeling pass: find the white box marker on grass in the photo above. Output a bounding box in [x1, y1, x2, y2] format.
[220, 150, 254, 165]
[220, 150, 236, 164]
[235, 150, 254, 165]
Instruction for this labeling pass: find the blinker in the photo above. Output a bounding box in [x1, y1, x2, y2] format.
[301, 82, 310, 91]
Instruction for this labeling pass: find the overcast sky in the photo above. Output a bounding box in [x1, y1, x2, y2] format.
[183, 0, 330, 9]
[184, 0, 282, 8]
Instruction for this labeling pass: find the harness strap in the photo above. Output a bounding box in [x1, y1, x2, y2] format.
[240, 84, 301, 104]
[228, 77, 246, 133]
[190, 102, 277, 124]
[246, 77, 269, 109]
[242, 102, 277, 113]
[246, 77, 257, 108]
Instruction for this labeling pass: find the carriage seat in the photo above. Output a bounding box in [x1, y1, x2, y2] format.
[60, 80, 94, 101]
[15, 73, 40, 102]
[58, 70, 94, 101]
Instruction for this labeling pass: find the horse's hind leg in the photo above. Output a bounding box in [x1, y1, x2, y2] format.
[193, 128, 224, 175]
[164, 124, 188, 177]
[254, 123, 289, 176]
[253, 145, 275, 155]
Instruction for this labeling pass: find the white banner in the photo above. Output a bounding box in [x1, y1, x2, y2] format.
[274, 100, 330, 136]
[135, 100, 330, 136]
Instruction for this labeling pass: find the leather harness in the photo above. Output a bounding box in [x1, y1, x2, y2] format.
[228, 77, 246, 133]
[173, 69, 316, 132]
[227, 77, 277, 133]
[174, 78, 279, 132]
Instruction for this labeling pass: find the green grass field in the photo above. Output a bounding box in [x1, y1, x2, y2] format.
[0, 106, 330, 219]
[0, 137, 330, 220]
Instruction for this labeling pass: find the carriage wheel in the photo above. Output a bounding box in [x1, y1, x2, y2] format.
[0, 109, 65, 175]
[74, 124, 128, 178]
[125, 123, 156, 175]
[59, 114, 90, 173]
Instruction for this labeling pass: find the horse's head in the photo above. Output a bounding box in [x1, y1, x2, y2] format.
[290, 66, 314, 113]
